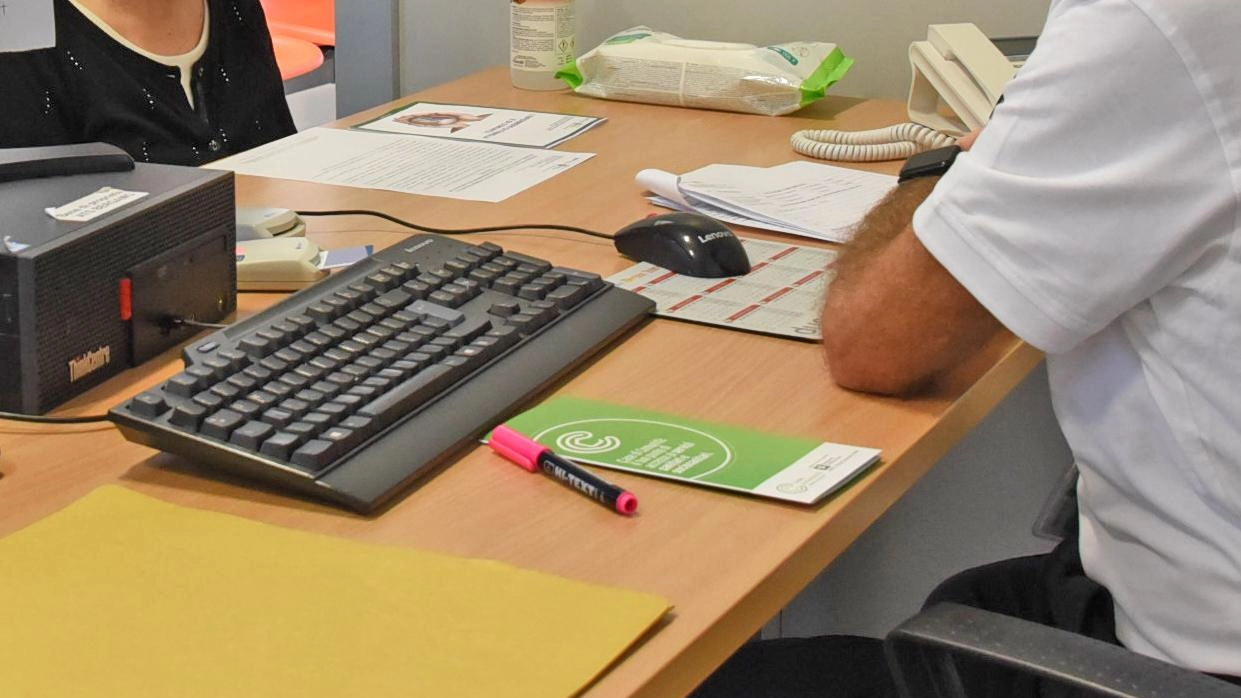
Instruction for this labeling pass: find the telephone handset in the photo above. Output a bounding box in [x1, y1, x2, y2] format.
[907, 23, 1015, 136]
[792, 23, 1017, 162]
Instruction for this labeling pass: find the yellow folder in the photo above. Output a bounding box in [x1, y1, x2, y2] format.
[0, 487, 670, 697]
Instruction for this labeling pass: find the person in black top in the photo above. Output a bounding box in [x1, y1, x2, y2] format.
[0, 0, 296, 166]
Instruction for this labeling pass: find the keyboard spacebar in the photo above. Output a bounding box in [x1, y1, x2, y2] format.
[357, 358, 470, 430]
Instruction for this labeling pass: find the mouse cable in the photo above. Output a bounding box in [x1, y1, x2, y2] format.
[294, 209, 614, 241]
[0, 411, 113, 424]
[160, 316, 230, 331]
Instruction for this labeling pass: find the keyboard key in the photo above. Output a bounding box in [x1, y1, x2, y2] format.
[209, 382, 242, 400]
[260, 431, 303, 460]
[381, 264, 414, 281]
[306, 302, 337, 322]
[291, 439, 338, 472]
[247, 390, 280, 409]
[277, 373, 309, 390]
[169, 403, 207, 430]
[507, 313, 539, 334]
[489, 300, 520, 317]
[338, 415, 377, 438]
[310, 380, 343, 400]
[475, 241, 503, 260]
[316, 401, 351, 422]
[278, 397, 312, 418]
[260, 407, 297, 429]
[401, 280, 434, 300]
[348, 281, 377, 297]
[226, 373, 258, 392]
[217, 349, 250, 371]
[235, 335, 270, 357]
[319, 324, 348, 342]
[375, 288, 412, 311]
[302, 412, 337, 429]
[129, 391, 168, 417]
[270, 320, 301, 340]
[518, 282, 550, 300]
[165, 372, 204, 398]
[201, 356, 232, 379]
[429, 289, 463, 308]
[192, 391, 225, 410]
[287, 314, 316, 335]
[230, 400, 262, 419]
[556, 268, 605, 292]
[230, 421, 275, 450]
[185, 364, 216, 382]
[545, 284, 590, 309]
[503, 251, 553, 273]
[366, 271, 399, 290]
[303, 331, 334, 348]
[443, 316, 492, 344]
[201, 409, 245, 440]
[492, 275, 524, 295]
[242, 364, 274, 382]
[320, 426, 362, 452]
[259, 355, 289, 373]
[284, 421, 318, 441]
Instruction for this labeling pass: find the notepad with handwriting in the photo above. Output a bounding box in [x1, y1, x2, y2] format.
[0, 487, 669, 698]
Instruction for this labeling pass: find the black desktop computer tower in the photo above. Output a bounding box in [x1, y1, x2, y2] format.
[0, 162, 237, 414]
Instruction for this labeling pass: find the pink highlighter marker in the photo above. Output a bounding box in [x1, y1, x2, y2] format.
[489, 424, 639, 516]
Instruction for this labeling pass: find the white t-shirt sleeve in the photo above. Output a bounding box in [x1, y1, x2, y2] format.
[913, 0, 1231, 354]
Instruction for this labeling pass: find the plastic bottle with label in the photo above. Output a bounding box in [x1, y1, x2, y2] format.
[509, 0, 576, 91]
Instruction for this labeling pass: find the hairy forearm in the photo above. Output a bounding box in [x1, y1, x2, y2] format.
[822, 176, 972, 395]
[820, 175, 1004, 395]
[831, 178, 938, 289]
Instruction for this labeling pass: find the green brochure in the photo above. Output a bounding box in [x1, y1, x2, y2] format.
[500, 397, 881, 505]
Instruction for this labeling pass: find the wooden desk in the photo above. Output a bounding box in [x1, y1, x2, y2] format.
[0, 67, 1041, 698]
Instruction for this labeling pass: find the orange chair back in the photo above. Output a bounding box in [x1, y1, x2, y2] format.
[260, 0, 336, 47]
[270, 34, 325, 81]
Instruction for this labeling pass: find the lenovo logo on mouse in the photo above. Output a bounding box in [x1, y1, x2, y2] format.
[697, 231, 731, 244]
[67, 345, 112, 383]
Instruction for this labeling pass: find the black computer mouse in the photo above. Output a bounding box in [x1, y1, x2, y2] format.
[613, 212, 751, 278]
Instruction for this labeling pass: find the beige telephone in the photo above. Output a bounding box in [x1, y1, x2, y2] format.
[792, 23, 1018, 162]
[907, 23, 1015, 137]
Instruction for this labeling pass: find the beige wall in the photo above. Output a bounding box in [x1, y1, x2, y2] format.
[397, 0, 1051, 101]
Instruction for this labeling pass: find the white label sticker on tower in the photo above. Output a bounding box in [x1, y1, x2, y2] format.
[45, 187, 149, 223]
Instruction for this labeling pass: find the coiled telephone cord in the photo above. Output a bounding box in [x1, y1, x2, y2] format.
[790, 123, 957, 162]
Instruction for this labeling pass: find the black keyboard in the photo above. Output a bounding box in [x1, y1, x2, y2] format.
[110, 234, 653, 513]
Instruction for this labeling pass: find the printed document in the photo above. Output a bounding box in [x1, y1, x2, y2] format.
[206, 127, 594, 203]
[353, 102, 606, 148]
[638, 161, 896, 243]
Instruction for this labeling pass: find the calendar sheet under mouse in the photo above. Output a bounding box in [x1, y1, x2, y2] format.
[607, 238, 835, 341]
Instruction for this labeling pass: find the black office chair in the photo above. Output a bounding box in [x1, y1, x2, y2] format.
[884, 602, 1241, 698]
[883, 462, 1241, 698]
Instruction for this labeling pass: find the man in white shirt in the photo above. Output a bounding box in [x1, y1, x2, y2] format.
[693, 1, 1241, 696]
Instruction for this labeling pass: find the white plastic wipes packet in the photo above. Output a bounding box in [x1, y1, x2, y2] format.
[557, 27, 853, 116]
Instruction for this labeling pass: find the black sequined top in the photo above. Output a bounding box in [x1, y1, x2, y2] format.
[0, 0, 297, 166]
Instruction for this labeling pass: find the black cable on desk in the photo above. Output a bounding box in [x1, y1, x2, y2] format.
[0, 411, 113, 424]
[295, 209, 615, 241]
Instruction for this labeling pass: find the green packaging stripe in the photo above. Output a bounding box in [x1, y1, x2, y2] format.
[799, 47, 855, 108]
[556, 62, 585, 89]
